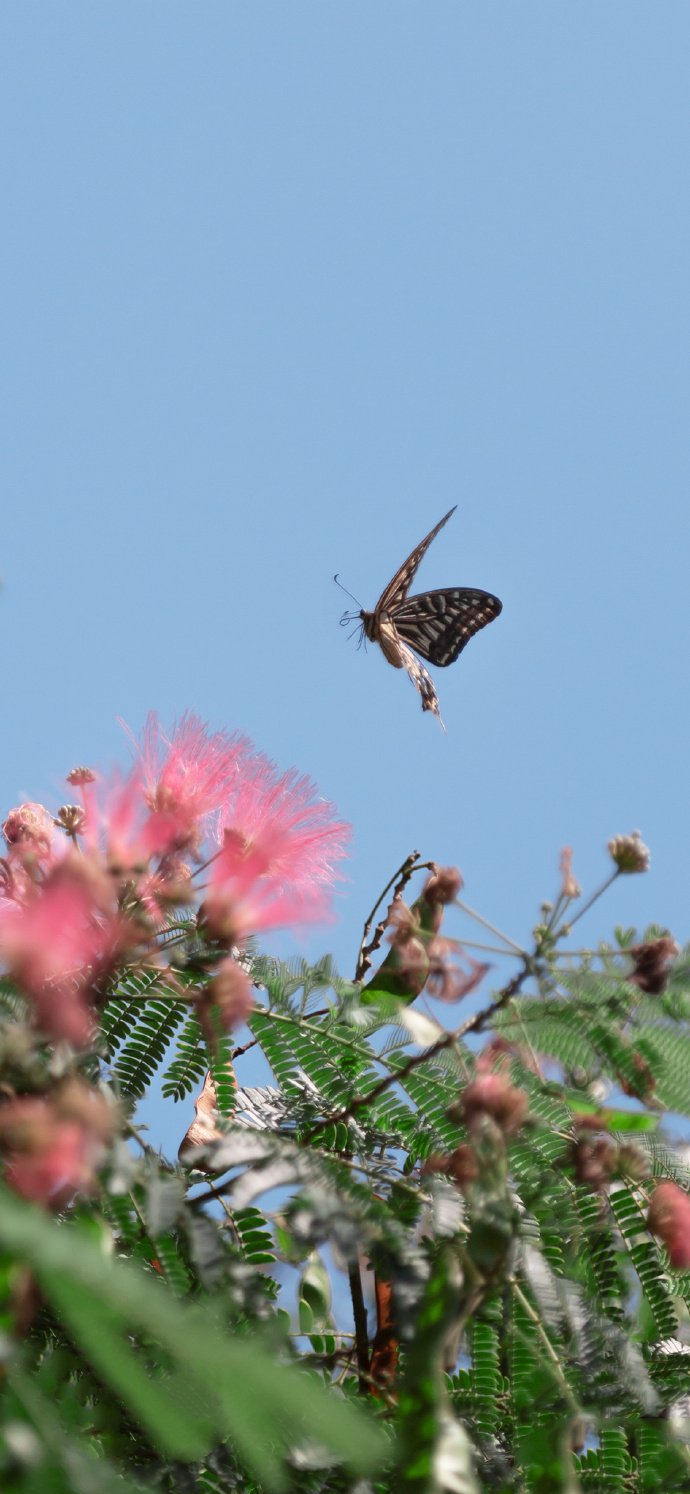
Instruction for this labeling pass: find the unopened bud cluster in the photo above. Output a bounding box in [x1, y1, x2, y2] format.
[608, 831, 650, 874]
[55, 804, 87, 837]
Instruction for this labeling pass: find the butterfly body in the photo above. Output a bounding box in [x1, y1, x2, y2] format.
[342, 506, 501, 727]
[359, 609, 406, 664]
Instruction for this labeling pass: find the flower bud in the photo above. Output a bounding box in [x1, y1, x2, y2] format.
[452, 1073, 528, 1137]
[648, 1181, 690, 1268]
[197, 894, 239, 947]
[424, 866, 463, 907]
[205, 957, 253, 1031]
[422, 1143, 478, 1191]
[608, 831, 650, 874]
[445, 1143, 479, 1189]
[617, 1143, 650, 1182]
[66, 767, 96, 786]
[55, 804, 87, 837]
[620, 1051, 656, 1101]
[0, 1084, 109, 1209]
[572, 1136, 617, 1190]
[559, 847, 581, 899]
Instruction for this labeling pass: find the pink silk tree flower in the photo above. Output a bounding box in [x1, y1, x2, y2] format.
[132, 712, 249, 848]
[5, 1117, 93, 1207]
[77, 760, 204, 875]
[204, 757, 349, 943]
[0, 1085, 112, 1208]
[0, 855, 131, 1046]
[83, 764, 183, 867]
[76, 714, 250, 869]
[218, 756, 349, 894]
[2, 801, 56, 854]
[0, 804, 64, 906]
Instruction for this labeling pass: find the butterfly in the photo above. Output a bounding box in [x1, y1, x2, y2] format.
[336, 506, 502, 728]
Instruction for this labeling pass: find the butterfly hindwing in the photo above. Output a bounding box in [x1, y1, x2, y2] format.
[395, 636, 445, 727]
[393, 587, 503, 667]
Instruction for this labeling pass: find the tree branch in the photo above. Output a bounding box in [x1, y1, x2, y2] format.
[348, 1259, 370, 1394]
[301, 958, 533, 1143]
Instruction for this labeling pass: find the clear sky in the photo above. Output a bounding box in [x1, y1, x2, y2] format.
[2, 6, 689, 1144]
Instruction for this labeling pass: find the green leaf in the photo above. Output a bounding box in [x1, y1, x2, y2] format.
[6, 1366, 150, 1494]
[566, 1100, 659, 1133]
[299, 1252, 332, 1334]
[0, 1184, 387, 1487]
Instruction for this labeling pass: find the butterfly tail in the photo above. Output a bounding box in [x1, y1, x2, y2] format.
[396, 637, 445, 730]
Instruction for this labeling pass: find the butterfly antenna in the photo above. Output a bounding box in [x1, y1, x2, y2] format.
[333, 574, 363, 609]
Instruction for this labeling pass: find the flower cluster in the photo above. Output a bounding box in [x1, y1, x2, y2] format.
[0, 714, 348, 1053]
[0, 1080, 115, 1208]
[608, 830, 650, 874]
[384, 866, 489, 1003]
[0, 715, 349, 1206]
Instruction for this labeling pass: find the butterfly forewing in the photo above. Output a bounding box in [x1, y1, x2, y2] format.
[393, 587, 503, 666]
[375, 505, 457, 613]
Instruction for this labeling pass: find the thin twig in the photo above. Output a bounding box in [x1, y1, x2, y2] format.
[455, 960, 533, 1040]
[455, 938, 519, 958]
[562, 869, 619, 933]
[509, 1278, 581, 1416]
[544, 890, 568, 936]
[201, 1180, 242, 1241]
[124, 1120, 158, 1156]
[455, 898, 525, 955]
[300, 958, 534, 1143]
[355, 851, 431, 983]
[348, 1260, 370, 1394]
[301, 1029, 456, 1142]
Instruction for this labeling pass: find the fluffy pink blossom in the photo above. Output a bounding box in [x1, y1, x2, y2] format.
[0, 855, 131, 1046]
[77, 714, 250, 867]
[132, 712, 248, 841]
[1, 804, 63, 902]
[0, 1086, 112, 1207]
[5, 1117, 93, 1207]
[76, 762, 201, 879]
[2, 801, 55, 852]
[204, 754, 349, 940]
[81, 765, 158, 863]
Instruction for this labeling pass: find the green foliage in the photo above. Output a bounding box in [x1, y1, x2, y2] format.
[4, 888, 690, 1492]
[161, 1012, 209, 1100]
[0, 1184, 386, 1487]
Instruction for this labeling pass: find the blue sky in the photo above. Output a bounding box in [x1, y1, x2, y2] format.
[2, 6, 689, 1144]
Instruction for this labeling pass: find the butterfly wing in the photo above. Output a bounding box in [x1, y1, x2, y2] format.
[391, 631, 446, 728]
[393, 587, 502, 666]
[374, 506, 457, 613]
